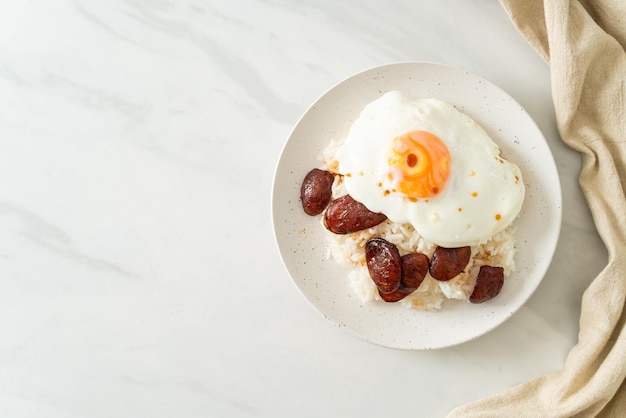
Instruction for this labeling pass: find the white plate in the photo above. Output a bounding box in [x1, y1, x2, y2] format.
[272, 62, 562, 350]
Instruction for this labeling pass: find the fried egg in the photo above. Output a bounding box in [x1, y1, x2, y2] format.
[335, 91, 525, 247]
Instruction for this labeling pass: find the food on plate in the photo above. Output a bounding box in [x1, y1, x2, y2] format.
[429, 246, 471, 282]
[324, 194, 387, 234]
[470, 266, 505, 303]
[365, 238, 431, 302]
[335, 90, 524, 248]
[300, 90, 525, 310]
[377, 250, 430, 302]
[365, 238, 403, 294]
[400, 253, 429, 292]
[300, 168, 335, 215]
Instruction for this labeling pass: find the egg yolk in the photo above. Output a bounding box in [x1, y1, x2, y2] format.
[387, 130, 450, 199]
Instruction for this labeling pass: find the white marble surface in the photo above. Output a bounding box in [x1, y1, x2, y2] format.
[0, 1, 607, 417]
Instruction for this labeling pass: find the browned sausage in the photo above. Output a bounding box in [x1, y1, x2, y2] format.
[470, 266, 504, 303]
[366, 238, 401, 294]
[379, 287, 414, 302]
[324, 195, 387, 234]
[429, 246, 471, 281]
[376, 252, 429, 302]
[300, 168, 335, 216]
[401, 253, 429, 291]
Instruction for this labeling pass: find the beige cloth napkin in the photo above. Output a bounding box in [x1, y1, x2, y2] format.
[448, 0, 626, 417]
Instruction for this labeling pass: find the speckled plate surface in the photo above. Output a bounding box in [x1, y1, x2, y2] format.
[271, 61, 561, 350]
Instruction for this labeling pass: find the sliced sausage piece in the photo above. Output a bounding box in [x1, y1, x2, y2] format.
[429, 246, 471, 281]
[300, 168, 335, 216]
[376, 252, 429, 302]
[379, 287, 414, 302]
[470, 266, 504, 303]
[401, 253, 429, 291]
[324, 195, 387, 234]
[365, 238, 401, 294]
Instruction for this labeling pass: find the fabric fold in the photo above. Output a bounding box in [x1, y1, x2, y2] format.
[447, 0, 626, 416]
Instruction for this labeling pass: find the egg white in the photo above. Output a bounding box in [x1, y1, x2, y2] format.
[335, 91, 525, 247]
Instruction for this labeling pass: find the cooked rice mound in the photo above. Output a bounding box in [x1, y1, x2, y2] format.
[320, 140, 517, 311]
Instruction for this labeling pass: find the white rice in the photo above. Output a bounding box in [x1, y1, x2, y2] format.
[319, 139, 517, 311]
